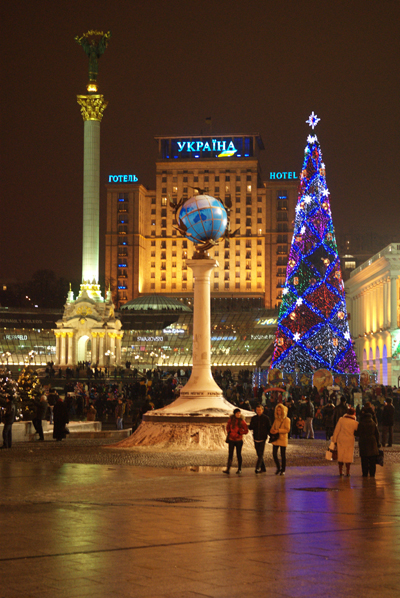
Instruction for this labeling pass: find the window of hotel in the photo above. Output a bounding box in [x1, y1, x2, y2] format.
[182, 251, 187, 259]
[257, 261, 262, 268]
[236, 186, 241, 193]
[215, 186, 219, 193]
[236, 240, 240, 245]
[246, 272, 251, 280]
[214, 250, 219, 257]
[204, 176, 209, 182]
[257, 196, 262, 202]
[161, 241, 166, 249]
[277, 223, 288, 232]
[182, 283, 187, 290]
[236, 176, 240, 181]
[183, 187, 188, 193]
[182, 273, 187, 281]
[236, 218, 240, 224]
[172, 186, 178, 193]
[183, 176, 188, 182]
[151, 209, 156, 215]
[246, 219, 252, 227]
[173, 177, 177, 182]
[151, 272, 155, 278]
[224, 251, 230, 258]
[224, 262, 230, 270]
[204, 187, 209, 193]
[161, 251, 166, 259]
[246, 197, 251, 205]
[151, 220, 156, 226]
[277, 234, 288, 243]
[246, 282, 251, 289]
[214, 282, 219, 290]
[161, 197, 167, 206]
[151, 197, 156, 204]
[236, 260, 240, 267]
[194, 176, 198, 182]
[172, 272, 176, 278]
[151, 230, 155, 236]
[151, 240, 156, 246]
[214, 271, 219, 278]
[257, 271, 262, 277]
[246, 229, 251, 236]
[225, 186, 230, 193]
[257, 218, 262, 224]
[182, 263, 187, 270]
[236, 271, 240, 278]
[162, 187, 167, 194]
[236, 208, 241, 213]
[151, 251, 155, 257]
[225, 282, 230, 289]
[151, 283, 155, 289]
[235, 282, 240, 289]
[151, 262, 155, 268]
[215, 176, 219, 181]
[161, 208, 167, 217]
[225, 175, 230, 181]
[225, 272, 230, 280]
[257, 207, 262, 213]
[257, 239, 262, 245]
[246, 261, 251, 270]
[246, 251, 251, 259]
[172, 283, 176, 289]
[257, 282, 262, 289]
[161, 283, 166, 289]
[172, 229, 177, 236]
[246, 208, 251, 215]
[161, 262, 166, 270]
[161, 219, 167, 228]
[277, 212, 288, 221]
[162, 176, 167, 182]
[172, 240, 177, 246]
[182, 240, 187, 248]
[171, 262, 176, 268]
[277, 198, 288, 210]
[247, 185, 252, 193]
[172, 252, 176, 257]
[246, 240, 251, 248]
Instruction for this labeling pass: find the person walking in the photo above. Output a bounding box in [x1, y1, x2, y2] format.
[32, 395, 48, 441]
[333, 396, 348, 427]
[355, 411, 380, 477]
[332, 406, 358, 476]
[323, 399, 335, 440]
[53, 396, 69, 441]
[270, 404, 291, 476]
[1, 397, 16, 449]
[223, 408, 249, 475]
[382, 398, 395, 447]
[304, 397, 315, 439]
[115, 398, 125, 430]
[249, 404, 271, 473]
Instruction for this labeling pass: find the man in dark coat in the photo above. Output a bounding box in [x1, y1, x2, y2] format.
[32, 395, 48, 441]
[323, 400, 335, 440]
[355, 412, 380, 477]
[53, 397, 69, 441]
[382, 398, 395, 447]
[333, 396, 347, 427]
[1, 397, 16, 449]
[249, 405, 271, 473]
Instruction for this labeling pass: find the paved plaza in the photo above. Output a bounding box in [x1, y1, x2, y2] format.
[1, 439, 400, 598]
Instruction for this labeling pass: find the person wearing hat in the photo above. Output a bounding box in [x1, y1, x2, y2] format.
[332, 406, 359, 476]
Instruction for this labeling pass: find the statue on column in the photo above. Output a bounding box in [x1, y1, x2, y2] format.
[75, 30, 111, 84]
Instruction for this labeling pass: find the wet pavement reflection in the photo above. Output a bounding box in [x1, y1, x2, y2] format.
[1, 460, 400, 597]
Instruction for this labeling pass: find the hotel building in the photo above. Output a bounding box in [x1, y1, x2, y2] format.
[105, 134, 298, 309]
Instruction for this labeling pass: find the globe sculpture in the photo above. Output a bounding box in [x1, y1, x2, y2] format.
[178, 195, 228, 245]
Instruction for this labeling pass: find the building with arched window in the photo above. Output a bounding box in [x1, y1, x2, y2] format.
[345, 244, 400, 386]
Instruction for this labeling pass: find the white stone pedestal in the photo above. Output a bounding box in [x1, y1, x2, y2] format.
[117, 257, 253, 449]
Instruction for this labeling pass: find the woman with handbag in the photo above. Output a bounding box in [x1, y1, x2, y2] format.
[270, 404, 291, 475]
[331, 406, 358, 476]
[355, 411, 380, 477]
[223, 408, 249, 475]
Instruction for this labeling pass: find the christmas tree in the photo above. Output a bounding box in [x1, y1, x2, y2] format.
[270, 113, 359, 374]
[17, 367, 43, 418]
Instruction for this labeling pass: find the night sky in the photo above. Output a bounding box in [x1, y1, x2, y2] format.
[2, 0, 399, 283]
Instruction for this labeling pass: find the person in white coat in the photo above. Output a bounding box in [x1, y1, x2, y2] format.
[331, 406, 358, 477]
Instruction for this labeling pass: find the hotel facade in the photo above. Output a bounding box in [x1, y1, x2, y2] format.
[105, 134, 298, 310]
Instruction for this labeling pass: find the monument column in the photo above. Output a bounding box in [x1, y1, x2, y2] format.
[76, 95, 108, 289]
[67, 332, 74, 365]
[60, 333, 67, 365]
[91, 333, 98, 364]
[55, 333, 61, 365]
[179, 259, 223, 399]
[98, 333, 105, 366]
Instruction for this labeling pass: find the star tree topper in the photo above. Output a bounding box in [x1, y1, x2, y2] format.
[306, 111, 321, 129]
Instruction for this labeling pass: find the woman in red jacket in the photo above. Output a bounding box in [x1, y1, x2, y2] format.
[223, 408, 249, 475]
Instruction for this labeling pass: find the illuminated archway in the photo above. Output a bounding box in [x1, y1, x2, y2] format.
[77, 335, 91, 363]
[375, 346, 380, 383]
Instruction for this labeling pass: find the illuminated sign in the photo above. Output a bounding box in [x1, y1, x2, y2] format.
[136, 336, 163, 342]
[108, 175, 138, 183]
[269, 172, 297, 180]
[250, 334, 275, 340]
[4, 334, 28, 341]
[256, 318, 278, 327]
[161, 137, 255, 160]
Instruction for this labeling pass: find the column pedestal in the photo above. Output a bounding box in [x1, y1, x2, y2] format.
[117, 258, 253, 449]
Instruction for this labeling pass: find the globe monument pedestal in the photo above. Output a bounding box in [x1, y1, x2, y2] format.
[117, 195, 253, 450]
